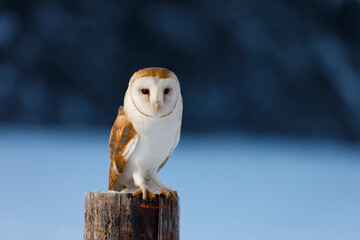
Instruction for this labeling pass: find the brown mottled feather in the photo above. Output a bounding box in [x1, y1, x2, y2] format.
[108, 106, 137, 190]
[129, 67, 179, 86]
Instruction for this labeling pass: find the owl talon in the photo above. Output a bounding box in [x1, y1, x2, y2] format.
[133, 189, 143, 198]
[147, 190, 156, 199]
[160, 188, 178, 203]
[160, 188, 170, 198]
[133, 187, 155, 200]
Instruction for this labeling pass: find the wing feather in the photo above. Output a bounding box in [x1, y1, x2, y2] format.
[108, 107, 138, 190]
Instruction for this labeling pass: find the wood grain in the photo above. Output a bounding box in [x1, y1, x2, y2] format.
[84, 192, 180, 240]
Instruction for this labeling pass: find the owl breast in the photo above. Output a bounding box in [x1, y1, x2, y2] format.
[123, 90, 182, 179]
[130, 117, 179, 177]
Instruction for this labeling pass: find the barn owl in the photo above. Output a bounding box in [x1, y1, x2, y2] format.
[108, 67, 182, 201]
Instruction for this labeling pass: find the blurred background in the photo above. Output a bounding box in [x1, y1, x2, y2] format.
[0, 0, 360, 240]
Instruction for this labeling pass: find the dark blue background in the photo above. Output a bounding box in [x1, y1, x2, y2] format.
[1, 0, 360, 139]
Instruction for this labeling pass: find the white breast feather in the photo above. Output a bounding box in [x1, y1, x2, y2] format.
[123, 91, 182, 179]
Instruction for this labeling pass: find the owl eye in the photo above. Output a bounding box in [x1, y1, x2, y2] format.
[142, 89, 149, 94]
[164, 88, 170, 94]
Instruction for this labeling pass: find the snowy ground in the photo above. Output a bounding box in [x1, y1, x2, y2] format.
[0, 126, 360, 240]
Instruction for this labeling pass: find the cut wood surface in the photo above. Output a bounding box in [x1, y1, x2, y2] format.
[83, 191, 179, 240]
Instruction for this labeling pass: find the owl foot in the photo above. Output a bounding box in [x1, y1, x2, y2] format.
[160, 188, 178, 203]
[133, 187, 155, 200]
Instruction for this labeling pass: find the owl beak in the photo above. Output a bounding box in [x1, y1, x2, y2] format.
[152, 100, 162, 111]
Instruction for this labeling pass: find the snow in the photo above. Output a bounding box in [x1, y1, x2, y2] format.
[0, 126, 359, 240]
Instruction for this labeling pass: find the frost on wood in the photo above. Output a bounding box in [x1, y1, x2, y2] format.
[83, 191, 179, 240]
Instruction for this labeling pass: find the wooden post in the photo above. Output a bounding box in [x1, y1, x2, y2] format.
[83, 191, 180, 240]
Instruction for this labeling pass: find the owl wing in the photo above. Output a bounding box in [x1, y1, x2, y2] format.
[157, 124, 181, 172]
[108, 106, 139, 190]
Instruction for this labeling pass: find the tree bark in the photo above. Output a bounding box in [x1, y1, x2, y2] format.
[83, 191, 179, 240]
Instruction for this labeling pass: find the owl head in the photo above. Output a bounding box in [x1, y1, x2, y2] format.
[128, 67, 180, 118]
